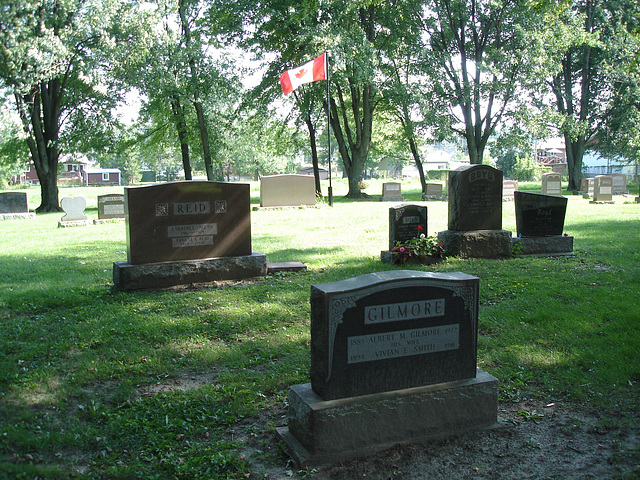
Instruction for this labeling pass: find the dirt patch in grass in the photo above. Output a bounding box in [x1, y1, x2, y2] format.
[235, 399, 639, 480]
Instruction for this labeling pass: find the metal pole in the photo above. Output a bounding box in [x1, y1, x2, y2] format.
[326, 53, 333, 207]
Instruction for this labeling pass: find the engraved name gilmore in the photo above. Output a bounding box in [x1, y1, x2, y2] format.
[364, 299, 445, 324]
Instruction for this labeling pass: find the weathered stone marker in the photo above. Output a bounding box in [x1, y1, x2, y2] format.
[381, 182, 404, 202]
[259, 174, 316, 208]
[541, 172, 562, 196]
[97, 194, 125, 220]
[277, 270, 500, 467]
[0, 192, 34, 220]
[59, 196, 91, 227]
[113, 181, 266, 290]
[592, 175, 614, 203]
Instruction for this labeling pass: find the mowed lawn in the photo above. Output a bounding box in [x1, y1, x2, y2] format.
[0, 178, 638, 478]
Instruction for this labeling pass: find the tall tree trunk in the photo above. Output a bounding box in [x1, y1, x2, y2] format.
[16, 80, 63, 213]
[178, 0, 219, 181]
[303, 113, 322, 197]
[171, 96, 192, 180]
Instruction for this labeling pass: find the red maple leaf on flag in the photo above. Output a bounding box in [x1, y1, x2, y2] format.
[295, 68, 307, 78]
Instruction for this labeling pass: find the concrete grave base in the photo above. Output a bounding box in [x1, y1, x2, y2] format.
[113, 252, 267, 291]
[58, 219, 92, 228]
[277, 369, 501, 468]
[438, 229, 512, 259]
[380, 196, 404, 202]
[512, 236, 574, 257]
[0, 213, 35, 221]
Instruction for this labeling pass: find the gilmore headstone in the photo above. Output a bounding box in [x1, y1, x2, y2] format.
[448, 165, 502, 231]
[541, 172, 563, 196]
[502, 180, 518, 200]
[97, 194, 126, 220]
[388, 204, 427, 250]
[593, 175, 613, 202]
[278, 270, 500, 467]
[0, 192, 34, 220]
[114, 181, 266, 290]
[260, 174, 316, 208]
[381, 182, 404, 202]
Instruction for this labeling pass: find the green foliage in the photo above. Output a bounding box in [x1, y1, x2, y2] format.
[511, 154, 542, 181]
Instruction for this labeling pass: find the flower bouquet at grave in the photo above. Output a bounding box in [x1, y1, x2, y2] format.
[391, 226, 445, 265]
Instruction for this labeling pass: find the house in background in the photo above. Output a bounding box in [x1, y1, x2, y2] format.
[83, 168, 121, 186]
[536, 138, 567, 173]
[12, 156, 120, 186]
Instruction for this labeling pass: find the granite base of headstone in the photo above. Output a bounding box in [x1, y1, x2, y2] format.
[113, 181, 267, 290]
[380, 182, 404, 202]
[439, 165, 512, 259]
[512, 191, 573, 256]
[113, 253, 268, 291]
[277, 270, 501, 467]
[58, 196, 91, 227]
[0, 192, 35, 220]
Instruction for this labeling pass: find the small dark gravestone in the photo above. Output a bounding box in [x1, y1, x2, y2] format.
[513, 192, 573, 256]
[514, 192, 567, 236]
[592, 175, 613, 203]
[439, 165, 511, 258]
[0, 192, 34, 220]
[381, 182, 403, 202]
[541, 172, 563, 196]
[388, 204, 427, 250]
[113, 181, 266, 290]
[277, 271, 500, 467]
[448, 165, 502, 231]
[97, 194, 125, 220]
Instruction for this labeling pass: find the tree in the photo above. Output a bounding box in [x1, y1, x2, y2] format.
[545, 0, 640, 190]
[415, 0, 548, 165]
[0, 0, 131, 212]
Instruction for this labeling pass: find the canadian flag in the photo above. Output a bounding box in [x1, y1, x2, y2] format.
[279, 54, 326, 95]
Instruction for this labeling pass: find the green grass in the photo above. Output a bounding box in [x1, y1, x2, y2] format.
[1, 179, 639, 478]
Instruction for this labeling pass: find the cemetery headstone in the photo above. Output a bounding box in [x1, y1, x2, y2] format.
[593, 175, 613, 203]
[277, 270, 499, 467]
[502, 180, 518, 200]
[59, 196, 91, 227]
[423, 183, 444, 200]
[259, 174, 316, 208]
[448, 165, 502, 231]
[0, 192, 34, 220]
[113, 181, 266, 290]
[97, 194, 125, 220]
[381, 182, 404, 202]
[513, 192, 573, 256]
[439, 165, 511, 258]
[610, 174, 627, 194]
[541, 172, 563, 196]
[580, 177, 595, 196]
[388, 204, 427, 250]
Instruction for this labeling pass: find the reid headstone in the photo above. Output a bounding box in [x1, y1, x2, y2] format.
[259, 174, 316, 208]
[541, 172, 563, 196]
[124, 181, 251, 265]
[388, 204, 427, 250]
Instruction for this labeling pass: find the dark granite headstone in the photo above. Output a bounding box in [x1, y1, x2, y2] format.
[97, 194, 125, 219]
[593, 175, 613, 202]
[448, 165, 502, 231]
[0, 192, 29, 214]
[514, 191, 567, 237]
[388, 204, 427, 250]
[124, 181, 251, 265]
[541, 172, 562, 196]
[310, 270, 479, 400]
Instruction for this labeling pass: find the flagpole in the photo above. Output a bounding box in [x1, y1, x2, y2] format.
[326, 52, 333, 207]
